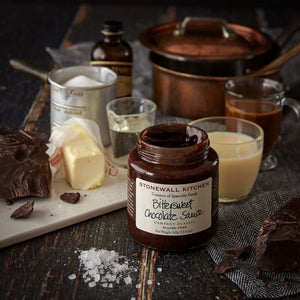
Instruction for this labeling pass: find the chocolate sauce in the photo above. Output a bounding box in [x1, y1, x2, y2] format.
[127, 124, 219, 251]
[141, 124, 202, 147]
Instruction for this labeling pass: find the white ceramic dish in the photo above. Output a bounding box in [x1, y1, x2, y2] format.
[0, 167, 127, 249]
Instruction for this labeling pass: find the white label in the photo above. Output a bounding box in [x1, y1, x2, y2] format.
[136, 178, 212, 236]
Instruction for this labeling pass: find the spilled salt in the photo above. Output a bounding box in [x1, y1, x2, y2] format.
[89, 282, 97, 288]
[124, 276, 132, 285]
[68, 274, 76, 280]
[69, 248, 137, 288]
[63, 75, 103, 87]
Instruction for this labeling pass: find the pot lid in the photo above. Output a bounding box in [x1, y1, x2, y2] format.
[139, 17, 274, 61]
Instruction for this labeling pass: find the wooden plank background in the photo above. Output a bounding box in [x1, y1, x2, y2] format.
[1, 4, 300, 300]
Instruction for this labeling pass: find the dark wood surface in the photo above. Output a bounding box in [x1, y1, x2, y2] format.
[1, 3, 300, 299]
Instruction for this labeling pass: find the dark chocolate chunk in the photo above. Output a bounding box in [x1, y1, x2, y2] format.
[5, 199, 14, 206]
[213, 255, 235, 274]
[256, 194, 300, 272]
[254, 270, 262, 279]
[60, 192, 80, 203]
[0, 127, 52, 201]
[225, 245, 252, 260]
[10, 200, 34, 218]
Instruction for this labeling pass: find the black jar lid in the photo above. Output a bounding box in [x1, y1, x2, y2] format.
[102, 20, 123, 34]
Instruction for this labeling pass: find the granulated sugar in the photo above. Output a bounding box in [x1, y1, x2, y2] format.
[63, 75, 103, 87]
[69, 248, 138, 288]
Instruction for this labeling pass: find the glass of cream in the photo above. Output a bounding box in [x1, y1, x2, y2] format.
[190, 116, 264, 203]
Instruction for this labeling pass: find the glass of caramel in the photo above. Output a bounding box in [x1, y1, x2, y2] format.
[225, 77, 300, 171]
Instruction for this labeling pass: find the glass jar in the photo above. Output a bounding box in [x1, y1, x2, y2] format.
[127, 123, 219, 251]
[90, 20, 133, 98]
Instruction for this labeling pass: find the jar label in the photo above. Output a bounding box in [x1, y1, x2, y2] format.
[135, 178, 212, 236]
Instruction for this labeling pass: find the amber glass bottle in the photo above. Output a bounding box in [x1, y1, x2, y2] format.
[90, 20, 133, 98]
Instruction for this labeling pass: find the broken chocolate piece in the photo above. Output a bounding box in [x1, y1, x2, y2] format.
[60, 192, 80, 204]
[10, 200, 34, 218]
[5, 199, 14, 206]
[225, 245, 252, 260]
[256, 194, 300, 272]
[213, 255, 235, 274]
[0, 127, 52, 201]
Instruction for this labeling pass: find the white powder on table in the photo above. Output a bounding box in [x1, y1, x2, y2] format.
[69, 248, 138, 289]
[124, 276, 132, 285]
[63, 75, 103, 87]
[68, 274, 76, 280]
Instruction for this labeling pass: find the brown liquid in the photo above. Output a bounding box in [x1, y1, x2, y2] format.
[225, 100, 282, 156]
[90, 30, 133, 98]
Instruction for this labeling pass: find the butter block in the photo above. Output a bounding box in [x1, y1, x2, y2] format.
[62, 125, 105, 190]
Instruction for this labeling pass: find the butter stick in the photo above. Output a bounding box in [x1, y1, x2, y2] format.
[62, 125, 105, 190]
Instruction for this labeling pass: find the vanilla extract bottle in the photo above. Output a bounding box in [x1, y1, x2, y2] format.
[90, 20, 133, 98]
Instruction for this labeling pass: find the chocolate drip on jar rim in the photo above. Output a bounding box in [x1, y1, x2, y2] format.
[138, 123, 210, 165]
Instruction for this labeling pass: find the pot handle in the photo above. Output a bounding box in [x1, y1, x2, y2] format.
[248, 42, 300, 76]
[174, 16, 235, 38]
[9, 58, 49, 82]
[276, 17, 300, 49]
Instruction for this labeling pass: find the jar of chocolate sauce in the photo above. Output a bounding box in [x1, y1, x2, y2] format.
[127, 123, 219, 251]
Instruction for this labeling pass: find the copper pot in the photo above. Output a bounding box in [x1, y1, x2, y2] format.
[151, 61, 280, 119]
[139, 17, 300, 119]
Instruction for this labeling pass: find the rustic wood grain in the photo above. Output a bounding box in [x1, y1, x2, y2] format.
[137, 248, 158, 300]
[1, 4, 300, 300]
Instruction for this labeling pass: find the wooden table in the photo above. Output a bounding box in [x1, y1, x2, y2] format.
[1, 4, 300, 299]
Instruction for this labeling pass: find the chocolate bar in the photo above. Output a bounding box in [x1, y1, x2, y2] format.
[256, 194, 300, 272]
[0, 127, 51, 201]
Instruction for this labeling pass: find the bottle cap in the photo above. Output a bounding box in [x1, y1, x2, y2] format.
[102, 20, 124, 34]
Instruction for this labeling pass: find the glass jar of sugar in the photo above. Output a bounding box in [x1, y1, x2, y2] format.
[127, 123, 219, 251]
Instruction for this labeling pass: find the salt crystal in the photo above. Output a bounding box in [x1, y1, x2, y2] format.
[136, 283, 141, 289]
[157, 267, 162, 272]
[147, 280, 153, 285]
[124, 276, 132, 285]
[88, 281, 97, 288]
[63, 75, 103, 87]
[73, 247, 138, 289]
[68, 274, 76, 280]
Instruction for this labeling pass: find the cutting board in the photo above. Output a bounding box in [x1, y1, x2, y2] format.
[0, 167, 127, 249]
